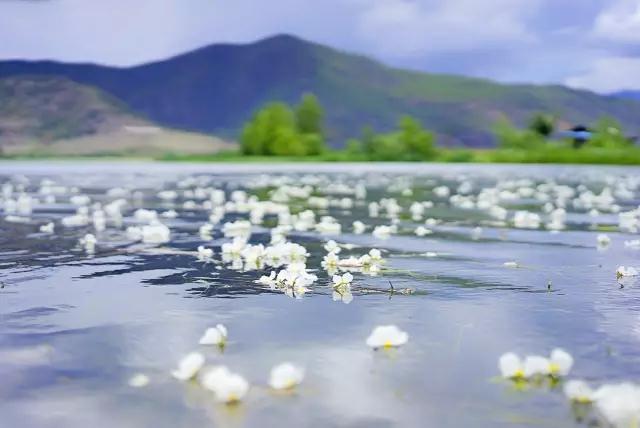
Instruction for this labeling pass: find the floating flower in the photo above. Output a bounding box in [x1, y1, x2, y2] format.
[372, 225, 394, 239]
[141, 221, 170, 244]
[199, 324, 228, 347]
[597, 234, 611, 248]
[366, 325, 409, 349]
[414, 226, 432, 237]
[617, 266, 639, 278]
[324, 240, 341, 254]
[269, 362, 305, 390]
[503, 261, 519, 268]
[197, 245, 213, 260]
[499, 348, 572, 380]
[548, 348, 573, 377]
[593, 383, 640, 428]
[172, 352, 205, 381]
[79, 233, 96, 253]
[523, 355, 552, 378]
[322, 252, 340, 271]
[332, 272, 353, 288]
[39, 222, 54, 233]
[128, 373, 150, 388]
[257, 271, 277, 287]
[368, 248, 383, 263]
[563, 379, 595, 403]
[200, 366, 250, 404]
[499, 352, 525, 379]
[333, 288, 353, 304]
[352, 221, 366, 234]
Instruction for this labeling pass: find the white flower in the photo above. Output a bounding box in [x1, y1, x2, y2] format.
[498, 352, 524, 379]
[498, 349, 572, 380]
[523, 355, 551, 378]
[597, 234, 611, 248]
[199, 324, 228, 347]
[133, 208, 158, 223]
[257, 271, 277, 286]
[39, 222, 54, 233]
[324, 240, 341, 254]
[199, 223, 214, 238]
[564, 380, 595, 403]
[617, 266, 639, 278]
[128, 373, 150, 388]
[414, 226, 432, 237]
[79, 233, 97, 253]
[372, 225, 393, 239]
[141, 221, 170, 244]
[222, 220, 252, 238]
[514, 211, 541, 229]
[172, 352, 205, 381]
[503, 261, 519, 268]
[322, 252, 340, 270]
[369, 248, 383, 263]
[366, 325, 409, 349]
[333, 288, 353, 304]
[200, 366, 250, 404]
[222, 237, 247, 256]
[269, 363, 305, 390]
[549, 348, 573, 377]
[352, 221, 366, 234]
[593, 383, 640, 428]
[332, 272, 353, 288]
[197, 245, 213, 260]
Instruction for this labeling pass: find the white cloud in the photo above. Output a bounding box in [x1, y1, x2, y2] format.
[593, 0, 640, 43]
[354, 0, 539, 58]
[565, 56, 640, 93]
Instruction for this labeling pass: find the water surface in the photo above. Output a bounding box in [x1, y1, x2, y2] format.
[1, 161, 639, 428]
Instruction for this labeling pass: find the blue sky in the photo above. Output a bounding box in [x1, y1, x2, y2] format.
[1, 0, 639, 92]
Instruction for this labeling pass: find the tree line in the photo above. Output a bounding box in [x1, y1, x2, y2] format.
[240, 93, 636, 160]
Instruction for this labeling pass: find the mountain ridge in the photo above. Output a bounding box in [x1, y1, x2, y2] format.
[1, 34, 639, 147]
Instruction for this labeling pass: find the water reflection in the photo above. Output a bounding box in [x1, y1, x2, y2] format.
[1, 162, 640, 427]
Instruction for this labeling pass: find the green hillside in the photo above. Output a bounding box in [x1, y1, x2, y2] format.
[1, 35, 639, 146]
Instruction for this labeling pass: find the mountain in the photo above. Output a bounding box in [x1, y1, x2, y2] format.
[0, 76, 232, 156]
[612, 90, 640, 102]
[1, 34, 640, 147]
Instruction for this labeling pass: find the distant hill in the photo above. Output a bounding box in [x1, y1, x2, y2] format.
[0, 76, 232, 156]
[2, 35, 640, 147]
[612, 90, 640, 101]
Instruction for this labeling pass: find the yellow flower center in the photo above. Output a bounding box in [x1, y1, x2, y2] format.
[549, 363, 560, 375]
[383, 340, 393, 348]
[513, 369, 525, 379]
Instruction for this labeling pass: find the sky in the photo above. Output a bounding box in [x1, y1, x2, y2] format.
[1, 0, 639, 93]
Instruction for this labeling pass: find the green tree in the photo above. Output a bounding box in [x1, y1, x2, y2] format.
[397, 115, 437, 160]
[240, 102, 301, 156]
[295, 93, 324, 136]
[588, 117, 630, 149]
[494, 117, 545, 150]
[528, 113, 556, 137]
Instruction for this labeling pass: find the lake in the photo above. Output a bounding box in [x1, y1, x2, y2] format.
[1, 161, 639, 428]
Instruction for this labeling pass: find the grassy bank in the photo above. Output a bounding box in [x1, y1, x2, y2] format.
[158, 147, 640, 165]
[4, 147, 640, 165]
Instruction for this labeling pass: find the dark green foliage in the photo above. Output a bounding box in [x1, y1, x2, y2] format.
[240, 94, 327, 156]
[494, 117, 546, 150]
[295, 93, 324, 136]
[586, 117, 632, 149]
[346, 116, 437, 161]
[528, 113, 556, 137]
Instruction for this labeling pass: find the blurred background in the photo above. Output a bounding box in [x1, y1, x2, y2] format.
[0, 0, 639, 162]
